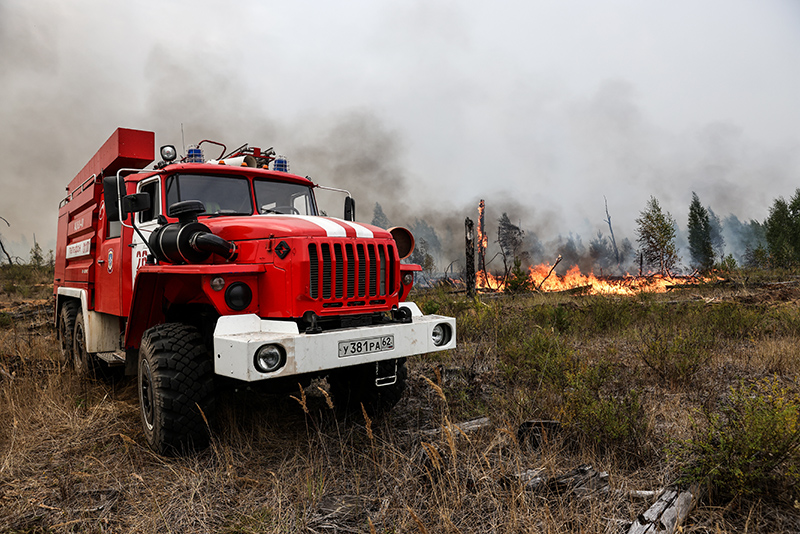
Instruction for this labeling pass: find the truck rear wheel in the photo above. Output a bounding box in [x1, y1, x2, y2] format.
[72, 311, 98, 377]
[58, 300, 79, 366]
[329, 358, 408, 416]
[138, 323, 215, 455]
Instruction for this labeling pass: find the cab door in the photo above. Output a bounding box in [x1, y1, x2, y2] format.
[94, 201, 123, 315]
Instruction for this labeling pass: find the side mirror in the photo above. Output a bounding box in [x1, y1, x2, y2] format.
[344, 196, 356, 221]
[102, 175, 126, 221]
[122, 193, 151, 219]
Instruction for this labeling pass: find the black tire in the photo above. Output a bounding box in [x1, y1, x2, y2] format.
[72, 311, 98, 377]
[58, 300, 79, 366]
[329, 358, 407, 416]
[138, 323, 215, 455]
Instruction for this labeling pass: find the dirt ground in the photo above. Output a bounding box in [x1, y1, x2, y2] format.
[1, 283, 799, 533]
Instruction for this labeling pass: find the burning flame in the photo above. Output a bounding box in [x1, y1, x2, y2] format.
[470, 199, 702, 296]
[477, 200, 488, 251]
[476, 263, 701, 295]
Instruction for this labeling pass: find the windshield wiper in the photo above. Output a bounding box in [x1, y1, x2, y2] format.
[205, 210, 251, 218]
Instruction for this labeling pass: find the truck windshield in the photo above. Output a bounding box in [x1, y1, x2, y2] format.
[254, 178, 316, 216]
[164, 174, 253, 215]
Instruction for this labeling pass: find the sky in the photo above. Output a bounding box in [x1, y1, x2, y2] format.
[1, 0, 799, 271]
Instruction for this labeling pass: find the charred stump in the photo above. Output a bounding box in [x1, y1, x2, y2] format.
[465, 217, 476, 296]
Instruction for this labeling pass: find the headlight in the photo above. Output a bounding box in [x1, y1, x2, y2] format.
[225, 282, 252, 311]
[254, 344, 285, 373]
[431, 323, 452, 347]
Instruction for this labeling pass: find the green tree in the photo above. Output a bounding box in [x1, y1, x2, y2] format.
[371, 202, 390, 229]
[29, 241, 44, 268]
[636, 196, 679, 275]
[408, 238, 435, 275]
[409, 219, 441, 256]
[497, 213, 524, 260]
[687, 192, 714, 271]
[497, 213, 526, 282]
[707, 208, 725, 262]
[763, 191, 800, 268]
[723, 214, 766, 267]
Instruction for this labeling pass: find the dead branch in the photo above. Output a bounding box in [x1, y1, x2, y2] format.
[535, 255, 562, 291]
[604, 196, 620, 266]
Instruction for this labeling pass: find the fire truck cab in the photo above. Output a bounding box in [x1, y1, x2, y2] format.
[54, 128, 456, 454]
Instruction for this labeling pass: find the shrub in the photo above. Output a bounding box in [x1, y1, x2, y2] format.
[499, 327, 575, 387]
[584, 296, 634, 333]
[636, 326, 714, 386]
[560, 362, 646, 450]
[697, 302, 764, 339]
[674, 377, 800, 500]
[503, 257, 532, 293]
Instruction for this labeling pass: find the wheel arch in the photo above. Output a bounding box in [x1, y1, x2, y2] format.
[55, 289, 82, 343]
[125, 272, 219, 350]
[55, 287, 118, 352]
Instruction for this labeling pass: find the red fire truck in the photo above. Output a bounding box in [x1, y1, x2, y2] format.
[54, 128, 456, 454]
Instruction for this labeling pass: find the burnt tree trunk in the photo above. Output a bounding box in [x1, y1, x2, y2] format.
[0, 238, 12, 266]
[465, 217, 475, 296]
[478, 199, 486, 278]
[0, 216, 12, 265]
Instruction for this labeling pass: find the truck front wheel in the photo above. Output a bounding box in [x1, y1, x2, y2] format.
[138, 323, 215, 455]
[329, 358, 408, 416]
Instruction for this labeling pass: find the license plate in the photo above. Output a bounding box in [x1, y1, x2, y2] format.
[338, 335, 394, 357]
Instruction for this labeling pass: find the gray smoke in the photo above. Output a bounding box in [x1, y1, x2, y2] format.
[1, 1, 798, 275]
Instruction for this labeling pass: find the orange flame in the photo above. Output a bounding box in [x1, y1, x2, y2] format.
[477, 200, 488, 251]
[476, 263, 701, 295]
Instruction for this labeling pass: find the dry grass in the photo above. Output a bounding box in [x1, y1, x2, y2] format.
[1, 280, 799, 532]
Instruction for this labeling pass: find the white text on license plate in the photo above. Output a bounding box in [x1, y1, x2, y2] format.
[338, 335, 394, 357]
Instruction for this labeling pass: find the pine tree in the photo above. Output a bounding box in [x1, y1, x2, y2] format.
[707, 208, 725, 262]
[764, 193, 800, 268]
[497, 213, 525, 280]
[635, 196, 679, 275]
[371, 202, 390, 229]
[408, 238, 435, 275]
[409, 219, 441, 255]
[687, 192, 714, 271]
[497, 213, 524, 261]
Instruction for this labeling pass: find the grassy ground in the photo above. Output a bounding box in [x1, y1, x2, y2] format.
[0, 266, 799, 533]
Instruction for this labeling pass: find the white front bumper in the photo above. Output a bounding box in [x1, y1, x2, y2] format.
[213, 304, 456, 381]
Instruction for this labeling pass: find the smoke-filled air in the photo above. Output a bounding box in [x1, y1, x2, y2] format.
[2, 0, 800, 280]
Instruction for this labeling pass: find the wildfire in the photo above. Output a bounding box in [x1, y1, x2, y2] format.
[476, 264, 699, 295]
[469, 199, 702, 296]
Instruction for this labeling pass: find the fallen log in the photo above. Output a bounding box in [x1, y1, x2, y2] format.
[627, 486, 697, 534]
[420, 417, 491, 437]
[513, 464, 609, 496]
[3, 303, 51, 322]
[547, 464, 609, 496]
[553, 284, 592, 295]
